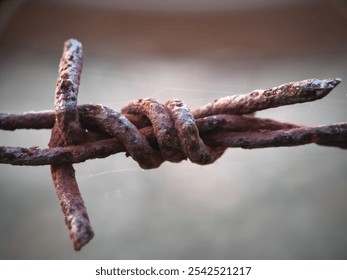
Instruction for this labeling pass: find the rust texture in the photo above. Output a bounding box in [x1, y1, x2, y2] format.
[192, 78, 341, 118]
[48, 39, 93, 251]
[0, 38, 346, 250]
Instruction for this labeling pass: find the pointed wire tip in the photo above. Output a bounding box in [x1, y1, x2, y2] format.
[310, 78, 341, 89]
[304, 78, 342, 98]
[323, 78, 341, 95]
[326, 77, 341, 88]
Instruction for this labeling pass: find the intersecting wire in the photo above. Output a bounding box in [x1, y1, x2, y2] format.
[0, 39, 346, 251]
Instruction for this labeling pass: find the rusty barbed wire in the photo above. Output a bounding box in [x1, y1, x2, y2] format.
[0, 39, 346, 250]
[48, 39, 94, 251]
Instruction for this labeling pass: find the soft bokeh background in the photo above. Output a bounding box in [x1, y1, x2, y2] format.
[0, 0, 347, 259]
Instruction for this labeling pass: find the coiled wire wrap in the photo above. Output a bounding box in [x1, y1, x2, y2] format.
[79, 98, 226, 169]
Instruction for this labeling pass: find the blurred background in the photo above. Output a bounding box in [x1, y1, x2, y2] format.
[0, 0, 347, 259]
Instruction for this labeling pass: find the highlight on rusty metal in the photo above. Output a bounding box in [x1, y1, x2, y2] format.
[0, 39, 346, 250]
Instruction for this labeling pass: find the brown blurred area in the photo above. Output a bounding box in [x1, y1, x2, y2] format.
[0, 0, 347, 259]
[2, 0, 347, 59]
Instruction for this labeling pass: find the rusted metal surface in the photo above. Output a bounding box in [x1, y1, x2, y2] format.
[192, 78, 341, 118]
[48, 39, 94, 251]
[0, 39, 346, 250]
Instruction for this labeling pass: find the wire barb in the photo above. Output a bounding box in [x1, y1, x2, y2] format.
[0, 38, 346, 250]
[192, 78, 341, 117]
[49, 39, 94, 251]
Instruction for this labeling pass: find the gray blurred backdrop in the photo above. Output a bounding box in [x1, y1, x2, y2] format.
[0, 0, 347, 259]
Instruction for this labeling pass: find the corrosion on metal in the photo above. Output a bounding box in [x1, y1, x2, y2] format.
[0, 38, 346, 250]
[192, 78, 341, 118]
[48, 39, 93, 251]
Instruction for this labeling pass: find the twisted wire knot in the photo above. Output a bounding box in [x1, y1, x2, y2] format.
[80, 98, 226, 169]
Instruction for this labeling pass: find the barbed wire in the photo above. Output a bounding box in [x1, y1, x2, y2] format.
[0, 39, 346, 250]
